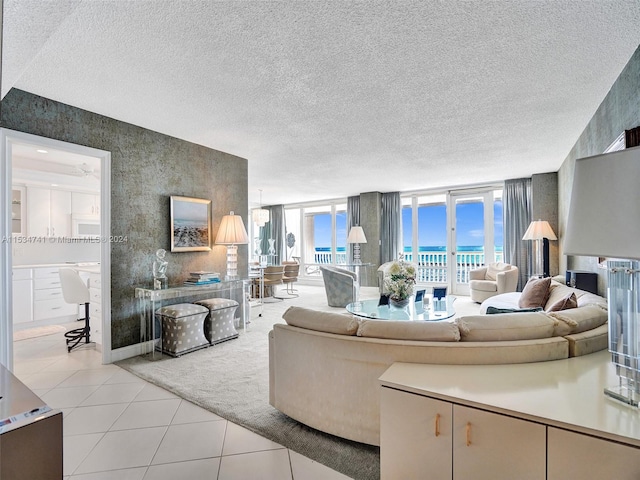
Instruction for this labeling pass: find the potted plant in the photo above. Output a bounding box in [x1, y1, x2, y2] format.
[384, 260, 416, 308]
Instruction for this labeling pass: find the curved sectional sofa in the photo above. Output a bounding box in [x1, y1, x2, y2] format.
[268, 281, 608, 446]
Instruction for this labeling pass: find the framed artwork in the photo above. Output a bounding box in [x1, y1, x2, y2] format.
[170, 195, 212, 252]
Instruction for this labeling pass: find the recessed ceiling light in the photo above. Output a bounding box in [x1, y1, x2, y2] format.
[51, 183, 58, 187]
[36, 149, 48, 154]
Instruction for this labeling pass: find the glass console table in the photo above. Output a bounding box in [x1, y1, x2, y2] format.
[135, 279, 249, 358]
[346, 295, 456, 322]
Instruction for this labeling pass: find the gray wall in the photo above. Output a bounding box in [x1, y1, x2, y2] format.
[532, 172, 559, 277]
[359, 192, 382, 287]
[1, 89, 248, 349]
[558, 45, 640, 295]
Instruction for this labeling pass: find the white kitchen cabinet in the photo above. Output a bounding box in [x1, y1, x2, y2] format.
[381, 388, 452, 479]
[547, 427, 640, 480]
[71, 192, 100, 216]
[33, 267, 76, 321]
[11, 187, 26, 235]
[380, 387, 545, 480]
[88, 271, 102, 346]
[26, 187, 72, 237]
[12, 268, 33, 324]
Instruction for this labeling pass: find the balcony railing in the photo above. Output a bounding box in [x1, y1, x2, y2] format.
[305, 249, 503, 284]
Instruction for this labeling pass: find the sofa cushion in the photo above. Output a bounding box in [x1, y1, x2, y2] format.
[282, 306, 359, 335]
[356, 319, 460, 342]
[548, 305, 608, 335]
[456, 312, 556, 342]
[486, 262, 511, 281]
[518, 277, 552, 308]
[546, 292, 577, 312]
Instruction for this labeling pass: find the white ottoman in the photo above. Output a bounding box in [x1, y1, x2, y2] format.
[155, 303, 210, 357]
[194, 298, 240, 345]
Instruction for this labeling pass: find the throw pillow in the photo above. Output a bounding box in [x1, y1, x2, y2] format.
[546, 292, 578, 312]
[486, 306, 543, 314]
[486, 263, 511, 281]
[518, 277, 552, 309]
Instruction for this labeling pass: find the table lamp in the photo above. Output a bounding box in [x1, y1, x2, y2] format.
[522, 220, 556, 277]
[215, 211, 249, 279]
[564, 146, 640, 406]
[347, 226, 367, 264]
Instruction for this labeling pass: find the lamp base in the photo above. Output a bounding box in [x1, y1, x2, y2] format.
[353, 244, 362, 265]
[604, 384, 640, 408]
[226, 245, 238, 279]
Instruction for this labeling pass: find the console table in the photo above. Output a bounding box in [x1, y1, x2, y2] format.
[379, 350, 640, 479]
[135, 279, 249, 357]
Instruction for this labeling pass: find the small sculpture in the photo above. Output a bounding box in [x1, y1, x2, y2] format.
[153, 248, 168, 289]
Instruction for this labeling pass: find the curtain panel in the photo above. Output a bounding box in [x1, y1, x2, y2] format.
[260, 205, 285, 264]
[381, 192, 401, 264]
[503, 178, 532, 290]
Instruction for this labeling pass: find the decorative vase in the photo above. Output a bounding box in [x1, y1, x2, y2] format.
[389, 297, 410, 309]
[268, 238, 276, 256]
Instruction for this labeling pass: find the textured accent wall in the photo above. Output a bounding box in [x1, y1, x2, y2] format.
[359, 191, 382, 287]
[531, 172, 559, 277]
[1, 89, 248, 349]
[558, 45, 640, 295]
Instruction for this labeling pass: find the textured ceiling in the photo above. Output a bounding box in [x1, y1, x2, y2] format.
[3, 1, 640, 207]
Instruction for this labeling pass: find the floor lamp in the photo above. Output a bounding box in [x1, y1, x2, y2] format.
[215, 211, 249, 280]
[564, 146, 640, 406]
[522, 220, 556, 278]
[347, 226, 367, 264]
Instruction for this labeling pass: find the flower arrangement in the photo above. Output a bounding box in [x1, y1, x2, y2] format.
[384, 260, 417, 303]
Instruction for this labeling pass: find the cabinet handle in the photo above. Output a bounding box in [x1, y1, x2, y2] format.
[52, 307, 62, 310]
[435, 414, 441, 437]
[466, 422, 472, 446]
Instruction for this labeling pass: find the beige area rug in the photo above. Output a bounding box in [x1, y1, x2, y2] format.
[14, 325, 67, 341]
[117, 284, 480, 480]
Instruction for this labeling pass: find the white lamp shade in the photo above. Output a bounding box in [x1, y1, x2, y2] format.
[564, 146, 640, 260]
[347, 226, 367, 244]
[215, 212, 249, 245]
[252, 208, 269, 226]
[522, 220, 557, 241]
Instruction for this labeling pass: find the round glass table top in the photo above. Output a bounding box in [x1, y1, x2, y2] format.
[346, 296, 456, 321]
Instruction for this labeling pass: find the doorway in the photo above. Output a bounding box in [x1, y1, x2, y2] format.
[0, 129, 112, 370]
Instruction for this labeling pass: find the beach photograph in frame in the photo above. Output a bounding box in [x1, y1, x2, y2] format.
[170, 195, 212, 252]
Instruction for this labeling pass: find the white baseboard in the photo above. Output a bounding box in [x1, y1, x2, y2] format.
[110, 340, 155, 363]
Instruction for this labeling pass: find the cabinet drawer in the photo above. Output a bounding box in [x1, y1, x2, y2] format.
[13, 269, 32, 280]
[89, 272, 101, 288]
[34, 278, 62, 290]
[90, 304, 102, 319]
[90, 288, 101, 304]
[34, 299, 76, 321]
[34, 267, 63, 279]
[34, 288, 64, 301]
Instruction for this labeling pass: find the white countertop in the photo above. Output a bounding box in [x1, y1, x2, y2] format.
[379, 350, 640, 448]
[13, 262, 100, 270]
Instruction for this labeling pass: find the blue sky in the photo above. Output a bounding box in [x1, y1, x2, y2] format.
[313, 200, 503, 249]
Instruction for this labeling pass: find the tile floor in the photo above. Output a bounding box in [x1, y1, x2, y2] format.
[13, 326, 351, 479]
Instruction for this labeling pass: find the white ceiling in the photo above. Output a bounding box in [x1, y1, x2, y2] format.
[3, 1, 640, 207]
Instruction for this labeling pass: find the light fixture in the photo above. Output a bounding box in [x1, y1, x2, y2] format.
[215, 211, 249, 279]
[252, 189, 269, 227]
[36, 149, 48, 154]
[347, 226, 367, 264]
[564, 146, 640, 406]
[522, 220, 556, 277]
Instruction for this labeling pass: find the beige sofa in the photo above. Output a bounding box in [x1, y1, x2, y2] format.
[269, 283, 608, 446]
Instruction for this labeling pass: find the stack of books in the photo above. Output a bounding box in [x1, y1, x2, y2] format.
[184, 271, 221, 285]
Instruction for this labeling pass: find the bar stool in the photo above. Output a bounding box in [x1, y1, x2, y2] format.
[59, 268, 92, 352]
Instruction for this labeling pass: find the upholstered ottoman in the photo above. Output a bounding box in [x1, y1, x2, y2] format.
[195, 298, 240, 345]
[155, 303, 210, 357]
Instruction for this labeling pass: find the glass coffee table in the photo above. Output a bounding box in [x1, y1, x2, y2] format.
[346, 296, 456, 321]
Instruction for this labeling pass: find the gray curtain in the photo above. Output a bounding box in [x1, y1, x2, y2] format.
[381, 192, 401, 264]
[503, 178, 532, 290]
[260, 205, 285, 264]
[347, 195, 360, 263]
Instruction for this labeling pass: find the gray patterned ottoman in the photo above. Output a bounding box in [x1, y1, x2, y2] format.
[155, 303, 210, 356]
[194, 298, 240, 345]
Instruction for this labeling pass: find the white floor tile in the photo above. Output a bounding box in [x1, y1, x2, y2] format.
[222, 422, 284, 456]
[41, 385, 101, 408]
[74, 426, 167, 474]
[289, 450, 352, 480]
[68, 467, 147, 480]
[103, 369, 147, 385]
[143, 457, 220, 480]
[218, 449, 293, 480]
[133, 382, 179, 401]
[110, 398, 181, 431]
[171, 399, 224, 425]
[80, 382, 146, 406]
[21, 370, 75, 390]
[64, 403, 129, 436]
[151, 421, 227, 465]
[58, 368, 118, 388]
[64, 432, 104, 476]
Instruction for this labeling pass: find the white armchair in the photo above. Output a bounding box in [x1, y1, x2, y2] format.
[320, 266, 358, 307]
[469, 262, 519, 303]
